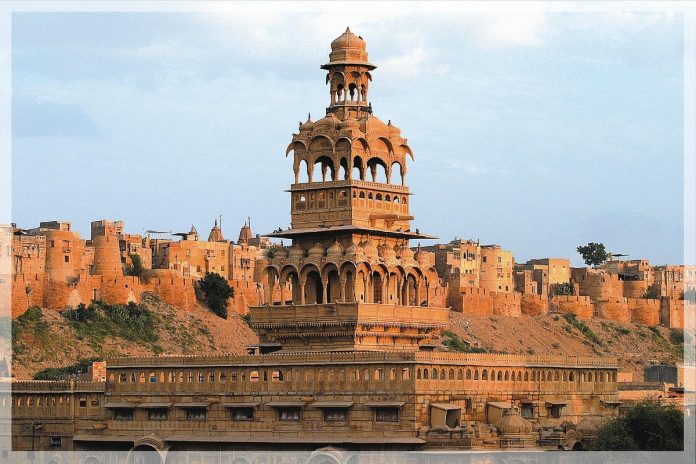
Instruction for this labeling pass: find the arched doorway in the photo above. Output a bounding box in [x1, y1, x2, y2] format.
[304, 270, 323, 304]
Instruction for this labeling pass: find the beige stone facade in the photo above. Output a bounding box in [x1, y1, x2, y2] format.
[9, 29, 622, 455]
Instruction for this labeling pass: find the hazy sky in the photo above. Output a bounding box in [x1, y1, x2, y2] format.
[11, 7, 684, 266]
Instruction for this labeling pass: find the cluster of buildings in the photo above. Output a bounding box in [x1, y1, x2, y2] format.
[426, 239, 689, 329]
[1, 218, 271, 318]
[7, 29, 628, 456]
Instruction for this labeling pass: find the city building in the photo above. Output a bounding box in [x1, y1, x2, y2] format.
[10, 29, 621, 455]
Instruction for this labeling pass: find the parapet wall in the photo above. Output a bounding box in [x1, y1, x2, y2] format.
[451, 287, 521, 317]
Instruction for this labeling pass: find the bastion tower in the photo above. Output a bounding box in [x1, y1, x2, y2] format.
[252, 29, 449, 352]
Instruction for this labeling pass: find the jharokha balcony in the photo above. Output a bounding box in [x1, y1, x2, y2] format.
[249, 302, 449, 352]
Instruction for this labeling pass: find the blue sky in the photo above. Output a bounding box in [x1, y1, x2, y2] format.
[11, 7, 684, 266]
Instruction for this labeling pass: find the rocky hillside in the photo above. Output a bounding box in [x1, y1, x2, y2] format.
[11, 293, 257, 380]
[10, 295, 687, 381]
[445, 311, 686, 381]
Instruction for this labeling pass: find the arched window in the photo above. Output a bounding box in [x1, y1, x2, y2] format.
[569, 372, 575, 382]
[497, 371, 502, 381]
[504, 371, 509, 381]
[449, 369, 455, 380]
[423, 368, 429, 380]
[359, 191, 365, 199]
[524, 371, 529, 381]
[432, 368, 438, 380]
[466, 369, 472, 380]
[402, 368, 410, 380]
[482, 370, 488, 381]
[474, 369, 479, 380]
[457, 369, 463, 380]
[440, 369, 445, 380]
[416, 368, 421, 380]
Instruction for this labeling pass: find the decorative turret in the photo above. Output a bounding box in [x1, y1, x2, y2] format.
[238, 219, 252, 245]
[207, 219, 224, 242]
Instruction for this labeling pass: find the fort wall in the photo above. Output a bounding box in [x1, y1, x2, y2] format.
[549, 296, 594, 320]
[520, 293, 548, 315]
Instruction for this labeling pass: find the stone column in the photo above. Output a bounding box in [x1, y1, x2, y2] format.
[340, 278, 346, 302]
[322, 277, 328, 304]
[300, 278, 306, 305]
[280, 281, 286, 305]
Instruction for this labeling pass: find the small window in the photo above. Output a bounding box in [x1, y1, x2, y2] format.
[521, 403, 534, 419]
[250, 371, 259, 382]
[78, 397, 87, 408]
[323, 408, 347, 422]
[148, 409, 168, 421]
[278, 407, 301, 421]
[186, 408, 207, 421]
[548, 405, 562, 418]
[91, 398, 100, 407]
[375, 407, 399, 422]
[232, 408, 254, 421]
[49, 437, 62, 447]
[114, 408, 133, 420]
[64, 255, 69, 263]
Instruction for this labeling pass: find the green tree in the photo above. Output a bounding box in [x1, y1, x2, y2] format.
[198, 272, 234, 319]
[127, 253, 144, 277]
[590, 400, 683, 451]
[577, 242, 608, 267]
[550, 282, 574, 296]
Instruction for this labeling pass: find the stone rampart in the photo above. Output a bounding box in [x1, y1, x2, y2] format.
[550, 295, 594, 320]
[520, 293, 548, 315]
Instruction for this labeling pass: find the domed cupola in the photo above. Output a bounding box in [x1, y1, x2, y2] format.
[345, 241, 366, 261]
[360, 239, 378, 260]
[327, 240, 344, 260]
[289, 243, 306, 260]
[299, 114, 314, 132]
[414, 247, 433, 267]
[495, 409, 533, 435]
[328, 27, 369, 64]
[308, 242, 325, 259]
[274, 246, 289, 259]
[339, 117, 360, 132]
[378, 242, 396, 261]
[314, 113, 340, 131]
[397, 243, 415, 261]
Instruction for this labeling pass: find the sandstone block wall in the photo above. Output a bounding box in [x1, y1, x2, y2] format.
[595, 298, 631, 323]
[451, 287, 522, 317]
[521, 294, 549, 315]
[550, 296, 594, 320]
[628, 298, 660, 326]
[660, 298, 685, 329]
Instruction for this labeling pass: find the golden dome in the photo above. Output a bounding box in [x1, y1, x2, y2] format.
[495, 409, 533, 435]
[308, 242, 325, 258]
[327, 240, 344, 259]
[299, 114, 314, 132]
[289, 244, 306, 259]
[360, 239, 378, 259]
[324, 27, 374, 69]
[339, 117, 360, 131]
[314, 113, 340, 131]
[331, 27, 366, 52]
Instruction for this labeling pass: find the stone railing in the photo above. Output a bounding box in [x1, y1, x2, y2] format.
[414, 352, 619, 368]
[250, 302, 448, 327]
[8, 380, 105, 392]
[291, 179, 410, 194]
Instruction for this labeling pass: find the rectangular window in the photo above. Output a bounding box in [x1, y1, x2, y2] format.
[549, 405, 562, 418]
[375, 407, 399, 423]
[323, 408, 347, 422]
[49, 437, 62, 447]
[64, 255, 70, 263]
[114, 409, 133, 420]
[148, 409, 168, 421]
[78, 397, 87, 408]
[278, 407, 301, 421]
[186, 408, 206, 421]
[232, 408, 254, 421]
[521, 404, 534, 419]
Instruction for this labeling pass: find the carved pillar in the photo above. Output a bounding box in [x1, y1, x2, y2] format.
[340, 278, 346, 303]
[322, 277, 328, 304]
[300, 278, 306, 305]
[280, 281, 286, 305]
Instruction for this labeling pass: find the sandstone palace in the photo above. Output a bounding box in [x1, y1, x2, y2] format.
[9, 28, 648, 459]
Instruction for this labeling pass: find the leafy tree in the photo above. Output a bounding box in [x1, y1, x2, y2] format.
[577, 242, 608, 267]
[643, 285, 660, 299]
[590, 400, 683, 451]
[198, 272, 234, 319]
[550, 282, 574, 296]
[127, 253, 144, 277]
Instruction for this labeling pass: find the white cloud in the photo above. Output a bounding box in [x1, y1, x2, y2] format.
[469, 12, 548, 48]
[380, 46, 449, 77]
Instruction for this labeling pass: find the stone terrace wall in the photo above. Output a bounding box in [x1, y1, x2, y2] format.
[660, 298, 685, 329]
